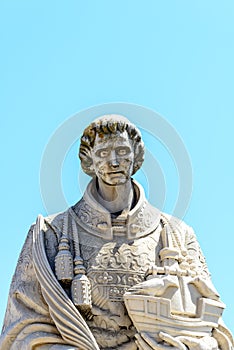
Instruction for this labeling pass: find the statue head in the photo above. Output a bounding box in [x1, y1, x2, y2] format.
[79, 115, 145, 181]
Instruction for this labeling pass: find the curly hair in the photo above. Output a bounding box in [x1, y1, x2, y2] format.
[79, 115, 145, 177]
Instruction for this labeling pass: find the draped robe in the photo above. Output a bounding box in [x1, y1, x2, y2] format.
[1, 180, 233, 350]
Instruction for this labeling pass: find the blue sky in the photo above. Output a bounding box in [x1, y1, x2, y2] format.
[1, 0, 234, 334]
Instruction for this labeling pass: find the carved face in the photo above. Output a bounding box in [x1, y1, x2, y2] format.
[91, 131, 134, 185]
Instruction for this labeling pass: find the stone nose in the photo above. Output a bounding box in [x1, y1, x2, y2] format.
[108, 151, 119, 168]
[109, 160, 119, 168]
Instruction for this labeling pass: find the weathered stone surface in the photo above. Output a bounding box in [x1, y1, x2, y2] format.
[0, 115, 233, 350]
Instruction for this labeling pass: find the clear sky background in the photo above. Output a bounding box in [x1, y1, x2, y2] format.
[1, 0, 234, 334]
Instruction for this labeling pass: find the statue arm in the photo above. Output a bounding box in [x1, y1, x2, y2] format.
[184, 225, 211, 278]
[0, 216, 100, 350]
[0, 225, 68, 350]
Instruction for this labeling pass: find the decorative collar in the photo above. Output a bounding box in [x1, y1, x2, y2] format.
[71, 179, 161, 240]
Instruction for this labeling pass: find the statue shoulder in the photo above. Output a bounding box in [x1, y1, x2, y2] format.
[160, 212, 192, 233]
[159, 212, 200, 251]
[44, 211, 65, 232]
[36, 209, 72, 240]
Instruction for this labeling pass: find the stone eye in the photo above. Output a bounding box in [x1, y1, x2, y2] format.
[116, 147, 130, 156]
[118, 149, 126, 156]
[98, 150, 109, 158]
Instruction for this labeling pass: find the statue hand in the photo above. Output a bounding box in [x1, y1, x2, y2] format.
[135, 332, 219, 350]
[35, 345, 78, 350]
[177, 335, 219, 350]
[135, 332, 187, 350]
[127, 275, 179, 297]
[49, 346, 78, 350]
[189, 277, 220, 301]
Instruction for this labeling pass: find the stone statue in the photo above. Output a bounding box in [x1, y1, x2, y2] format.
[0, 115, 233, 350]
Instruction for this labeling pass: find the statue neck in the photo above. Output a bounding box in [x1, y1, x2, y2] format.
[95, 178, 134, 214]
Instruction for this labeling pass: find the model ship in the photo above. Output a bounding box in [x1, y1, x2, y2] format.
[124, 223, 225, 341]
